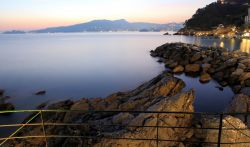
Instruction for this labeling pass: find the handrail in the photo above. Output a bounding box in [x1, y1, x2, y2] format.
[0, 109, 249, 115]
[0, 111, 40, 146]
[1, 110, 250, 146]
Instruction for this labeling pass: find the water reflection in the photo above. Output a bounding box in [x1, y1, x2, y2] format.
[219, 41, 225, 48]
[240, 39, 250, 53]
[191, 37, 250, 53]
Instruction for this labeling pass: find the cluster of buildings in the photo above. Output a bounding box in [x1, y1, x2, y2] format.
[245, 5, 250, 26]
[217, 0, 250, 26]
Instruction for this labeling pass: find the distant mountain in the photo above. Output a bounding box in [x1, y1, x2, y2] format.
[3, 30, 26, 34]
[32, 19, 183, 33]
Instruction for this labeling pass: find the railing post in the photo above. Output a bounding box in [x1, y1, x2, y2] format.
[40, 110, 48, 147]
[217, 113, 223, 147]
[156, 113, 159, 147]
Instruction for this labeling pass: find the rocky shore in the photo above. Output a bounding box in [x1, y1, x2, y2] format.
[151, 43, 250, 94]
[2, 43, 250, 147]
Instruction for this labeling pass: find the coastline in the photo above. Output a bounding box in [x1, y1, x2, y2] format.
[2, 42, 249, 146]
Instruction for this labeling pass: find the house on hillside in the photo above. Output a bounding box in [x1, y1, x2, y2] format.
[218, 0, 249, 5]
[245, 4, 250, 26]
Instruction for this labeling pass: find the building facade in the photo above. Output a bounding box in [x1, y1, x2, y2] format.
[245, 5, 250, 26]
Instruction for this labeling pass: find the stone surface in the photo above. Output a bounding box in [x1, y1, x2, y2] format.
[199, 73, 212, 83]
[4, 73, 192, 147]
[173, 65, 184, 73]
[150, 43, 250, 93]
[185, 64, 200, 73]
[198, 116, 250, 147]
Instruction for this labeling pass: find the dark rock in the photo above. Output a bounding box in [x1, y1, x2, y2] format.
[35, 90, 46, 95]
[233, 85, 242, 93]
[163, 32, 169, 35]
[213, 72, 224, 81]
[36, 101, 49, 109]
[0, 89, 4, 96]
[240, 87, 250, 96]
[215, 86, 224, 91]
[190, 53, 202, 63]
[0, 103, 15, 111]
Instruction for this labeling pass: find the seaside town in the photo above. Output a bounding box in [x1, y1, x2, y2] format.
[177, 0, 250, 38]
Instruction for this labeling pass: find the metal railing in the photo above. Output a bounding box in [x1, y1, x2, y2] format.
[0, 110, 250, 147]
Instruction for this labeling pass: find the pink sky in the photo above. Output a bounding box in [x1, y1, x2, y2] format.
[0, 0, 215, 31]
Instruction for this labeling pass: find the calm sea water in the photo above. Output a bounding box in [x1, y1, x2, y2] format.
[0, 32, 249, 113]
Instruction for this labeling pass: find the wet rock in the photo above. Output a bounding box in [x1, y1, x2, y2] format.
[199, 73, 212, 83]
[185, 64, 200, 73]
[35, 90, 46, 95]
[215, 86, 224, 91]
[173, 65, 184, 73]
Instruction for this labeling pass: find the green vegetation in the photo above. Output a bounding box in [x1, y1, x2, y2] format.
[184, 2, 248, 30]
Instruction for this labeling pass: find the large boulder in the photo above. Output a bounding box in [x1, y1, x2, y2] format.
[94, 90, 195, 147]
[199, 116, 250, 147]
[227, 94, 250, 126]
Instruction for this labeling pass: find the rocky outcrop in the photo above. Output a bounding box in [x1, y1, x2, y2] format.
[227, 94, 250, 126]
[4, 72, 196, 147]
[150, 43, 250, 92]
[195, 116, 250, 147]
[94, 90, 195, 147]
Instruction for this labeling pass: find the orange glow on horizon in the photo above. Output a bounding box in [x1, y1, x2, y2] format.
[0, 0, 215, 31]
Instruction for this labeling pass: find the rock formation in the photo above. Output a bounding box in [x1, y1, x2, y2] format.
[151, 43, 250, 93]
[2, 43, 250, 146]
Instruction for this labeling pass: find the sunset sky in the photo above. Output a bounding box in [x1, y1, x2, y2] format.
[0, 0, 215, 31]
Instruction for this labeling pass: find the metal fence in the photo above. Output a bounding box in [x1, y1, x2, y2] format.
[0, 110, 250, 147]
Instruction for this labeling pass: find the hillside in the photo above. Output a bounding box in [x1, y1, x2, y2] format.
[184, 2, 248, 31]
[32, 19, 183, 33]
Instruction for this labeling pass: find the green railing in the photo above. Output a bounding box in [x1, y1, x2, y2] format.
[0, 110, 250, 147]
